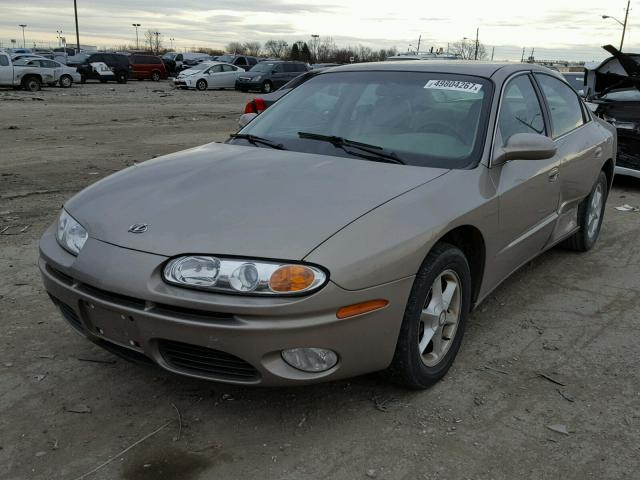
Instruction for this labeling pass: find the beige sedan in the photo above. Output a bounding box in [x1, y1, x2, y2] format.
[40, 62, 616, 388]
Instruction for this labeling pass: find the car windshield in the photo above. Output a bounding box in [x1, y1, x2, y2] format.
[162, 53, 176, 60]
[563, 74, 584, 92]
[234, 71, 493, 169]
[216, 55, 235, 63]
[601, 89, 640, 101]
[251, 62, 277, 73]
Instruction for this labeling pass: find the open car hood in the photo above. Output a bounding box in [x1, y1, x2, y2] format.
[585, 45, 640, 99]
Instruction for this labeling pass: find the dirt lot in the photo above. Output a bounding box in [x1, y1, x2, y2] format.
[1, 81, 640, 480]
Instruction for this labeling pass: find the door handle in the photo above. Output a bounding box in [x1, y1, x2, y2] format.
[548, 167, 559, 182]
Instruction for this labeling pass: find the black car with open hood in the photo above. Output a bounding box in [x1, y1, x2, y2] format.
[585, 45, 640, 178]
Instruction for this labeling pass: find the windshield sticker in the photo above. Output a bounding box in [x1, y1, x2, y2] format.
[424, 80, 483, 93]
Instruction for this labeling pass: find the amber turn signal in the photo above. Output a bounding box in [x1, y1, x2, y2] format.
[269, 265, 317, 292]
[336, 299, 389, 319]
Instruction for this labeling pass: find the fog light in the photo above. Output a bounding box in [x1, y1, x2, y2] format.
[281, 348, 338, 373]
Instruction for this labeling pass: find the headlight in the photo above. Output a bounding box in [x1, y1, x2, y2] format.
[253, 75, 262, 82]
[163, 256, 327, 295]
[56, 209, 88, 255]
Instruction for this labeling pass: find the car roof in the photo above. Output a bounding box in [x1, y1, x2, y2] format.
[325, 61, 556, 79]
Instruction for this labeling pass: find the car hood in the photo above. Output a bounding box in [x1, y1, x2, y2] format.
[585, 44, 640, 98]
[65, 143, 448, 259]
[177, 68, 202, 77]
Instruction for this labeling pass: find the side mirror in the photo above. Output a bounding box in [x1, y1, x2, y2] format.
[493, 133, 556, 166]
[238, 112, 258, 129]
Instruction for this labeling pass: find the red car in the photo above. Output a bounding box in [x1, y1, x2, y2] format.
[129, 54, 168, 81]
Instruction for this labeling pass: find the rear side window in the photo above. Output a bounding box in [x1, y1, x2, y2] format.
[535, 74, 585, 138]
[222, 64, 235, 72]
[235, 57, 247, 66]
[296, 63, 307, 72]
[284, 64, 297, 73]
[0, 55, 9, 66]
[247, 57, 257, 66]
[498, 74, 545, 145]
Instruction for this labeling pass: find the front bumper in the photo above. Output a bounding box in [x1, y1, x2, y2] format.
[235, 79, 262, 90]
[39, 225, 412, 386]
[171, 77, 194, 88]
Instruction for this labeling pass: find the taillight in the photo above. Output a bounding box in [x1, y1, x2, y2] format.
[244, 98, 267, 114]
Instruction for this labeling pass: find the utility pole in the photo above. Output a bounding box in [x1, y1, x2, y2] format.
[73, 0, 80, 52]
[416, 34, 421, 54]
[170, 37, 174, 50]
[19, 24, 27, 48]
[474, 27, 479, 60]
[620, 0, 630, 51]
[132, 23, 141, 49]
[491, 46, 495, 61]
[521, 47, 525, 62]
[56, 29, 63, 47]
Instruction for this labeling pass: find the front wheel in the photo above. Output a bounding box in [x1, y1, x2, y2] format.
[386, 243, 471, 389]
[151, 71, 161, 82]
[196, 79, 208, 91]
[59, 75, 73, 88]
[562, 171, 608, 252]
[261, 81, 273, 93]
[116, 72, 128, 84]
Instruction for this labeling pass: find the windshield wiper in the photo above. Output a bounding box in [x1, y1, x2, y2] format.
[297, 132, 405, 165]
[229, 134, 286, 150]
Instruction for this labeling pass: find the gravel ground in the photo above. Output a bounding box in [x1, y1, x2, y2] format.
[1, 81, 640, 480]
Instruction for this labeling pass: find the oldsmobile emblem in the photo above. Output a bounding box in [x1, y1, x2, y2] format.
[128, 223, 148, 234]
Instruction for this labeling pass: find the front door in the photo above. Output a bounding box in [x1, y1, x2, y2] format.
[492, 73, 561, 274]
[0, 54, 12, 85]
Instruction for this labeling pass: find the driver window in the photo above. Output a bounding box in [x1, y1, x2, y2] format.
[498, 75, 545, 145]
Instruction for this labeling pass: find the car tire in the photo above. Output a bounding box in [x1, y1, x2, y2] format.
[562, 171, 608, 252]
[116, 72, 128, 84]
[261, 81, 273, 93]
[151, 71, 161, 82]
[59, 75, 73, 88]
[386, 243, 471, 389]
[22, 76, 41, 92]
[196, 79, 208, 91]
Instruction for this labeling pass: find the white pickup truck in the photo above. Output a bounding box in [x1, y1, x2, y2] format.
[0, 51, 54, 91]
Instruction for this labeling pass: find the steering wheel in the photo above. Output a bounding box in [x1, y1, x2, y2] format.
[417, 122, 468, 144]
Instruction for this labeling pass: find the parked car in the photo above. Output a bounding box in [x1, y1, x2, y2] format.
[76, 53, 132, 83]
[236, 60, 311, 93]
[13, 57, 81, 87]
[162, 52, 211, 72]
[562, 72, 585, 95]
[585, 45, 640, 178]
[239, 68, 329, 127]
[215, 54, 258, 69]
[40, 62, 616, 388]
[0, 51, 53, 91]
[129, 54, 168, 81]
[172, 62, 244, 90]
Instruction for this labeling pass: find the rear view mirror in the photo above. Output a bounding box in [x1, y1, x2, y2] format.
[493, 133, 557, 165]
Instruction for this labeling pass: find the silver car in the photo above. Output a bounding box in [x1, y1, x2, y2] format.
[14, 57, 81, 87]
[39, 62, 616, 388]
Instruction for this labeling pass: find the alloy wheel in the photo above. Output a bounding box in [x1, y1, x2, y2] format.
[587, 182, 604, 239]
[418, 269, 462, 367]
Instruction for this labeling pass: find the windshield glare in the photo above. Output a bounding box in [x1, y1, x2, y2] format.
[236, 71, 492, 168]
[250, 63, 276, 73]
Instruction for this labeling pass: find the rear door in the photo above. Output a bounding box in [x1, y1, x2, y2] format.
[534, 73, 608, 233]
[492, 73, 561, 272]
[221, 64, 238, 88]
[272, 63, 289, 88]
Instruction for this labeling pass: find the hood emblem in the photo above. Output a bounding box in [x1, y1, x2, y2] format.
[128, 223, 148, 234]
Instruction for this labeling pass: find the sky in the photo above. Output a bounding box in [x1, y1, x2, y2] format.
[0, 0, 638, 62]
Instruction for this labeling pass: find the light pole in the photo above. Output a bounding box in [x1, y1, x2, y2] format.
[153, 31, 160, 54]
[602, 0, 631, 51]
[463, 28, 480, 60]
[132, 23, 141, 49]
[56, 29, 63, 47]
[19, 24, 27, 48]
[311, 34, 319, 63]
[73, 0, 80, 52]
[170, 37, 174, 50]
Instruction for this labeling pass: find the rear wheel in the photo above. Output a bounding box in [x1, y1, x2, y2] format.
[116, 71, 128, 84]
[261, 80, 273, 93]
[386, 243, 471, 389]
[59, 75, 73, 88]
[196, 79, 208, 91]
[22, 76, 41, 92]
[151, 71, 161, 82]
[562, 171, 608, 252]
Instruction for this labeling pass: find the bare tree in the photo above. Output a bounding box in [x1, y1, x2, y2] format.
[243, 41, 261, 56]
[316, 36, 337, 62]
[450, 38, 487, 60]
[226, 41, 246, 54]
[142, 29, 163, 54]
[264, 39, 289, 58]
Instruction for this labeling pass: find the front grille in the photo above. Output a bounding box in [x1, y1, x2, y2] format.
[78, 283, 147, 309]
[158, 339, 259, 381]
[94, 339, 155, 366]
[617, 134, 640, 171]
